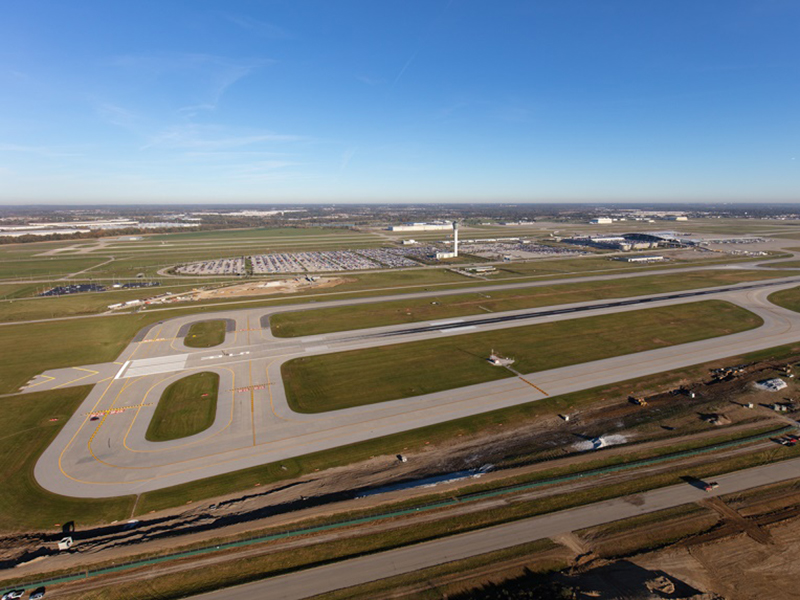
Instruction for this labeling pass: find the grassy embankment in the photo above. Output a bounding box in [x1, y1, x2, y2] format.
[271, 268, 796, 337]
[145, 372, 220, 442]
[0, 386, 135, 531]
[282, 300, 762, 413]
[183, 320, 227, 348]
[43, 441, 800, 600]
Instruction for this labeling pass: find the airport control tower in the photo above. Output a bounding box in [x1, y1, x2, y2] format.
[452, 221, 459, 257]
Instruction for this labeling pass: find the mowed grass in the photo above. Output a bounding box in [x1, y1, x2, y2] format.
[146, 372, 220, 442]
[270, 269, 792, 337]
[282, 300, 761, 413]
[768, 286, 800, 312]
[0, 308, 226, 394]
[0, 256, 110, 280]
[184, 320, 227, 348]
[0, 386, 133, 531]
[147, 226, 364, 241]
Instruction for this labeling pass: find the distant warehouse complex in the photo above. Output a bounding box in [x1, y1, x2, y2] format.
[388, 222, 454, 232]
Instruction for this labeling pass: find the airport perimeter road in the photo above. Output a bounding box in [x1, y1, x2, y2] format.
[29, 272, 800, 498]
[189, 457, 800, 600]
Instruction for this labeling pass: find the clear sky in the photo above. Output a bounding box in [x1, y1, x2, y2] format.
[1, 0, 798, 204]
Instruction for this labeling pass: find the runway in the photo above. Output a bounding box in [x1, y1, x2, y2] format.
[29, 270, 800, 498]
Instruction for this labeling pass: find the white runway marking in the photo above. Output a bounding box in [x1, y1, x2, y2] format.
[302, 335, 327, 342]
[430, 319, 464, 326]
[113, 360, 132, 380]
[120, 355, 189, 378]
[306, 345, 329, 352]
[440, 326, 476, 333]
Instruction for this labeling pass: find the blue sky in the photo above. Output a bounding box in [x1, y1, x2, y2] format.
[1, 0, 798, 204]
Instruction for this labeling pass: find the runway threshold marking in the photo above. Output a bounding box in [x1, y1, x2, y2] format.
[22, 375, 56, 390]
[518, 376, 549, 396]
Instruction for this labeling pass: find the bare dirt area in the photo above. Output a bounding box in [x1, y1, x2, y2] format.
[440, 483, 800, 600]
[191, 276, 349, 300]
[1, 353, 799, 585]
[623, 505, 800, 599]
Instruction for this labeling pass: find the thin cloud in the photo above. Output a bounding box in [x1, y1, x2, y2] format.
[355, 74, 385, 86]
[0, 143, 83, 158]
[109, 52, 273, 111]
[340, 147, 357, 172]
[223, 14, 292, 39]
[142, 125, 305, 151]
[392, 50, 419, 88]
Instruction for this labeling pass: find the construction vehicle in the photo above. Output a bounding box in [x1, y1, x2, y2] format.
[629, 396, 647, 407]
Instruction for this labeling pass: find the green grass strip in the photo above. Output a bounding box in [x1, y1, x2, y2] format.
[4, 424, 791, 594]
[146, 372, 219, 442]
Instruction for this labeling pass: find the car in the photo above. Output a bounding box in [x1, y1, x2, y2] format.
[703, 482, 719, 492]
[2, 591, 24, 600]
[29, 589, 45, 600]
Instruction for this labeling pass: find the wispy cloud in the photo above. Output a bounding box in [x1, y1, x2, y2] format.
[492, 105, 534, 123]
[223, 14, 292, 39]
[392, 50, 419, 88]
[109, 52, 273, 112]
[0, 143, 83, 158]
[355, 74, 385, 86]
[340, 147, 357, 172]
[95, 102, 142, 130]
[143, 124, 305, 151]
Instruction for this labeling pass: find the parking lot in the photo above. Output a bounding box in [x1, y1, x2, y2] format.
[459, 241, 585, 260]
[174, 257, 246, 276]
[176, 248, 433, 275]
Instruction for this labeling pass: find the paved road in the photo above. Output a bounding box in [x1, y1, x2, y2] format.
[188, 456, 800, 600]
[29, 264, 800, 497]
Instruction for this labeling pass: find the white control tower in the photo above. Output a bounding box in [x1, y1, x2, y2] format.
[452, 221, 459, 256]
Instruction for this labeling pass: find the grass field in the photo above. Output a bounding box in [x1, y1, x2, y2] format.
[282, 300, 761, 413]
[0, 256, 110, 280]
[271, 269, 793, 337]
[765, 260, 800, 269]
[146, 372, 220, 442]
[184, 320, 227, 348]
[147, 226, 364, 241]
[0, 386, 134, 531]
[768, 286, 800, 312]
[0, 309, 218, 394]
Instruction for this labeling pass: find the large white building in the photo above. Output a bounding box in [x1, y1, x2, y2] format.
[388, 222, 453, 232]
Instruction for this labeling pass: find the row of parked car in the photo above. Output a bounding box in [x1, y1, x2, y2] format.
[1, 588, 44, 599]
